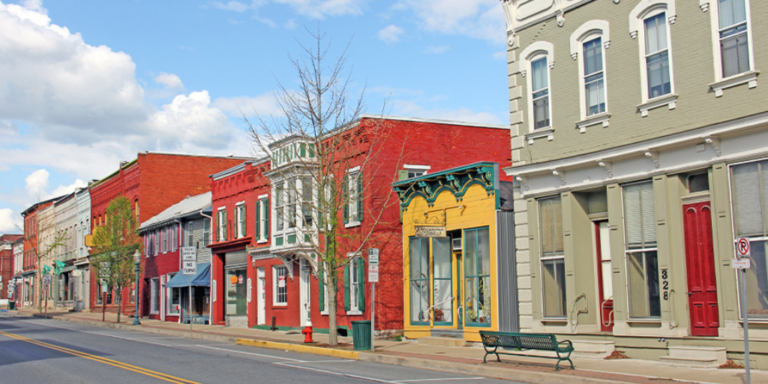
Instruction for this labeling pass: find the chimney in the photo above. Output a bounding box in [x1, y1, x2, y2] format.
[120, 161, 128, 168]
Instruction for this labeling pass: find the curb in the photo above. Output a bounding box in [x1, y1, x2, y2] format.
[236, 338, 359, 360]
[20, 313, 653, 384]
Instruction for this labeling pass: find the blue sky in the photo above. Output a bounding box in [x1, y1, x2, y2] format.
[0, 0, 509, 233]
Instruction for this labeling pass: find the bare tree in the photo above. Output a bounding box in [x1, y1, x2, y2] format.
[245, 28, 407, 346]
[34, 208, 68, 313]
[91, 196, 141, 323]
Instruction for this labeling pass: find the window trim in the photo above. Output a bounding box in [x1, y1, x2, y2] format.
[347, 253, 363, 315]
[404, 164, 431, 179]
[150, 277, 160, 314]
[167, 273, 180, 316]
[570, 20, 611, 126]
[272, 266, 288, 306]
[345, 168, 362, 228]
[630, 1, 678, 114]
[537, 196, 567, 319]
[235, 201, 246, 239]
[708, 0, 757, 97]
[521, 41, 555, 137]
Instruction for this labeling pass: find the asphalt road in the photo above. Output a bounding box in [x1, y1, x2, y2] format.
[0, 313, 528, 384]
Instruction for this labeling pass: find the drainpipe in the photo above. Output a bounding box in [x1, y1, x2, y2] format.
[199, 209, 214, 326]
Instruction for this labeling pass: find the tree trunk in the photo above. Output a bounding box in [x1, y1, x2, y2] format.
[328, 278, 338, 346]
[116, 287, 121, 323]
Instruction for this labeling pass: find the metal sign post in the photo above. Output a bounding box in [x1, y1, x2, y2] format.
[735, 237, 751, 384]
[368, 248, 379, 351]
[182, 247, 197, 332]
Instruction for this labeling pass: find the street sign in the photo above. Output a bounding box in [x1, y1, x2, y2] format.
[736, 237, 751, 257]
[368, 248, 379, 263]
[182, 261, 197, 275]
[181, 246, 197, 262]
[368, 263, 379, 283]
[733, 258, 752, 269]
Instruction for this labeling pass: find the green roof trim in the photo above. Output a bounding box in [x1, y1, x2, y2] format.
[392, 162, 499, 209]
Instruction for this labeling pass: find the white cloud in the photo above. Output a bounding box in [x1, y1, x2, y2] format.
[213, 93, 282, 117]
[211, 1, 253, 12]
[393, 0, 505, 43]
[25, 169, 49, 199]
[154, 72, 185, 90]
[0, 120, 17, 136]
[493, 51, 506, 60]
[148, 91, 235, 150]
[423, 45, 449, 54]
[377, 25, 404, 44]
[50, 178, 87, 198]
[285, 18, 297, 29]
[0, 208, 22, 234]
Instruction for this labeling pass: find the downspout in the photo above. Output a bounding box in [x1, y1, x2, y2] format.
[199, 208, 214, 326]
[175, 218, 182, 324]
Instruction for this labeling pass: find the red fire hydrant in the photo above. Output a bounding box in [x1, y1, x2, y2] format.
[302, 321, 313, 343]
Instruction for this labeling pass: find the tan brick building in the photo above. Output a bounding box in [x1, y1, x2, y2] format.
[502, 0, 767, 367]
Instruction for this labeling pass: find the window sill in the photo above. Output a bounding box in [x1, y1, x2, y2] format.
[541, 317, 567, 324]
[525, 127, 554, 145]
[709, 71, 759, 97]
[257, 239, 268, 244]
[626, 319, 662, 324]
[320, 311, 328, 316]
[272, 303, 288, 308]
[575, 113, 610, 133]
[637, 94, 677, 117]
[345, 222, 361, 229]
[346, 310, 363, 316]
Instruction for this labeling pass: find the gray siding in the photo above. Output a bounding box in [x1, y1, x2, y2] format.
[183, 217, 212, 264]
[497, 210, 519, 333]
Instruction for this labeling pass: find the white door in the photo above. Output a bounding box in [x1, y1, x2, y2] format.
[300, 260, 310, 326]
[257, 268, 265, 325]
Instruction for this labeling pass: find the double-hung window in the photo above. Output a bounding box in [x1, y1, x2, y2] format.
[235, 203, 246, 239]
[730, 160, 768, 319]
[186, 221, 194, 247]
[302, 177, 313, 228]
[256, 197, 269, 242]
[273, 266, 288, 305]
[288, 179, 297, 229]
[344, 169, 363, 226]
[623, 181, 660, 319]
[162, 227, 167, 253]
[644, 12, 672, 99]
[345, 256, 365, 314]
[217, 208, 227, 242]
[583, 37, 606, 116]
[718, 0, 751, 78]
[276, 182, 285, 232]
[150, 278, 160, 314]
[203, 218, 211, 247]
[539, 197, 566, 318]
[531, 57, 551, 129]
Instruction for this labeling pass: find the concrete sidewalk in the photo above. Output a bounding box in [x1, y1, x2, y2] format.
[9, 308, 763, 384]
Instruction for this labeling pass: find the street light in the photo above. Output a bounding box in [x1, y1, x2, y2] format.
[132, 249, 141, 326]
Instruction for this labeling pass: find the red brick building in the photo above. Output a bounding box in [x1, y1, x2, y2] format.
[0, 234, 23, 300]
[87, 152, 248, 314]
[209, 115, 512, 333]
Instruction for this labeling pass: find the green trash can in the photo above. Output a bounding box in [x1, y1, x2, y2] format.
[9, 301, 16, 310]
[351, 320, 371, 351]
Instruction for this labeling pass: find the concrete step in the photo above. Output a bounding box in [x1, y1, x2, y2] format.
[571, 340, 615, 359]
[418, 336, 466, 347]
[659, 346, 726, 368]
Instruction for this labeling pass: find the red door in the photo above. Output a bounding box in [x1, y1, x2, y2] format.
[683, 202, 719, 337]
[594, 221, 613, 332]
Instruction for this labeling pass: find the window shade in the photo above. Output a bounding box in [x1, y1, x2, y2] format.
[539, 197, 563, 256]
[624, 182, 656, 249]
[732, 162, 765, 236]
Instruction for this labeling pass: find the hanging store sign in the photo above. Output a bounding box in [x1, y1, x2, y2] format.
[415, 226, 446, 238]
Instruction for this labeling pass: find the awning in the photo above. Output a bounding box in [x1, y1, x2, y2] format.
[166, 263, 211, 288]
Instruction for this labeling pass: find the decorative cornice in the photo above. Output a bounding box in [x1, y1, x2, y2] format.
[393, 163, 498, 209]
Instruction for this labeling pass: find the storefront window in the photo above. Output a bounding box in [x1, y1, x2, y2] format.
[731, 160, 768, 319]
[465, 227, 491, 326]
[410, 237, 429, 324]
[167, 274, 180, 315]
[226, 268, 247, 316]
[433, 237, 453, 324]
[150, 278, 159, 313]
[623, 181, 660, 318]
[539, 196, 566, 318]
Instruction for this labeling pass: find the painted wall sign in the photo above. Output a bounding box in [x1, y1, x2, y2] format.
[415, 226, 447, 237]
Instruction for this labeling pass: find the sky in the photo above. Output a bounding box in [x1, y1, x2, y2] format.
[0, 0, 510, 233]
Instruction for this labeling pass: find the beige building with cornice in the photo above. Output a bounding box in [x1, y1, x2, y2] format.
[502, 0, 768, 367]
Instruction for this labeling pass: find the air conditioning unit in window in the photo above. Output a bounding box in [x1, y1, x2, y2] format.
[452, 238, 462, 251]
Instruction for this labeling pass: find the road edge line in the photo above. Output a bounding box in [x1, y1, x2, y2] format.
[235, 338, 359, 360]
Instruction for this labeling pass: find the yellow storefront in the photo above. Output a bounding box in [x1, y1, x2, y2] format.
[393, 162, 516, 342]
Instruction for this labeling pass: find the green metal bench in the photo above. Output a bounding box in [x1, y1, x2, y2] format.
[479, 331, 574, 371]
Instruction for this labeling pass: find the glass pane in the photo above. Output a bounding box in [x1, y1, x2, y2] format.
[586, 77, 605, 116]
[433, 279, 453, 323]
[465, 230, 477, 277]
[627, 252, 648, 317]
[732, 163, 763, 236]
[433, 237, 451, 279]
[478, 276, 492, 324]
[746, 240, 768, 319]
[647, 51, 671, 99]
[531, 57, 548, 92]
[583, 38, 602, 76]
[641, 183, 657, 247]
[540, 199, 554, 255]
[465, 277, 479, 323]
[411, 279, 429, 323]
[542, 259, 565, 317]
[534, 95, 550, 129]
[478, 228, 490, 277]
[646, 251, 661, 317]
[645, 14, 659, 53]
[719, 0, 747, 28]
[410, 238, 422, 278]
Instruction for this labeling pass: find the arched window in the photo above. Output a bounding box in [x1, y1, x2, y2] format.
[571, 20, 611, 129]
[520, 41, 555, 135]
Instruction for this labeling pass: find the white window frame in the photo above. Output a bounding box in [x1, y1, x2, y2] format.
[300, 177, 314, 230]
[708, 0, 757, 97]
[631, 1, 678, 116]
[348, 254, 363, 315]
[275, 182, 285, 234]
[520, 41, 555, 141]
[272, 266, 288, 306]
[167, 273, 180, 316]
[320, 261, 330, 315]
[235, 201, 246, 239]
[345, 167, 362, 228]
[172, 224, 178, 252]
[186, 221, 194, 247]
[257, 194, 269, 244]
[217, 207, 226, 242]
[404, 164, 431, 179]
[570, 20, 611, 131]
[153, 231, 159, 256]
[150, 277, 160, 314]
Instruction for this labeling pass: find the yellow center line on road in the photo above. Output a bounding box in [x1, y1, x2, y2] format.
[0, 329, 200, 384]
